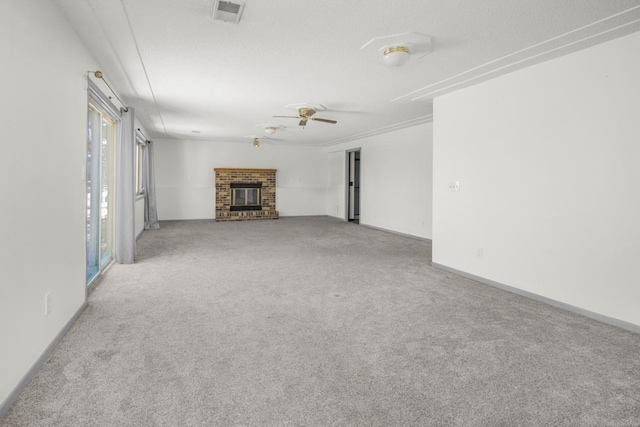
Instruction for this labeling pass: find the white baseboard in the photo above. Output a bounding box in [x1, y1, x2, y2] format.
[0, 302, 88, 420]
[432, 262, 640, 335]
[360, 223, 432, 243]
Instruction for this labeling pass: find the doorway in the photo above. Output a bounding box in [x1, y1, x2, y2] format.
[346, 149, 361, 223]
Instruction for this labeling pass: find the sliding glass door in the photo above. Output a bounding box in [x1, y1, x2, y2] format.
[86, 101, 117, 284]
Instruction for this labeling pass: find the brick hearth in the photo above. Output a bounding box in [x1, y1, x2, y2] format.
[214, 168, 279, 221]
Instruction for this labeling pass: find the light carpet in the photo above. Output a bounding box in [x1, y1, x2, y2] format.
[2, 216, 639, 426]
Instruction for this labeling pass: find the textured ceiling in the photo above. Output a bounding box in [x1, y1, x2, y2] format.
[55, 0, 640, 146]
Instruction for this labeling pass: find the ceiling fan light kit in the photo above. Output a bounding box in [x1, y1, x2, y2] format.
[264, 126, 277, 134]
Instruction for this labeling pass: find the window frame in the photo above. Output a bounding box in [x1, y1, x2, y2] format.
[135, 135, 147, 197]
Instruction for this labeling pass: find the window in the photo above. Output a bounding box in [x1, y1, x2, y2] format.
[136, 137, 146, 196]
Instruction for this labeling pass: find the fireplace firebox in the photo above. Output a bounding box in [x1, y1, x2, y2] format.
[230, 183, 262, 211]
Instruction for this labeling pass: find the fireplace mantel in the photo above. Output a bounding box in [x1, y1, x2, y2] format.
[214, 168, 279, 221]
[214, 168, 277, 173]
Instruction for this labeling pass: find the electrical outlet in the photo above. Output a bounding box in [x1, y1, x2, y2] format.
[449, 181, 460, 192]
[476, 248, 484, 260]
[44, 292, 51, 315]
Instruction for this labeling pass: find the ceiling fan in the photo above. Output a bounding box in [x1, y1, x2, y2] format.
[273, 107, 337, 127]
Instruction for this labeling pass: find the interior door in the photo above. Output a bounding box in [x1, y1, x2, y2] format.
[347, 149, 360, 222]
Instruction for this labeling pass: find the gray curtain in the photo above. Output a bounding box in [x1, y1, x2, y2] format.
[144, 140, 160, 230]
[115, 107, 137, 264]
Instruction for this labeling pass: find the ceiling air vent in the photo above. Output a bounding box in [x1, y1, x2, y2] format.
[213, 0, 245, 23]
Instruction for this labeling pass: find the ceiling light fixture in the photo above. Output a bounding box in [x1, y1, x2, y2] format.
[253, 138, 260, 148]
[383, 46, 410, 66]
[256, 124, 281, 135]
[361, 32, 432, 67]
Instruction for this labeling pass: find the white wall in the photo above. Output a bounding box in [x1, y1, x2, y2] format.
[0, 0, 97, 409]
[326, 123, 433, 239]
[433, 31, 640, 327]
[154, 139, 328, 219]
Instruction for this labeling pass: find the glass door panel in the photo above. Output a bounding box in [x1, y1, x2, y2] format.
[247, 189, 260, 205]
[86, 105, 101, 282]
[99, 115, 115, 266]
[86, 102, 116, 285]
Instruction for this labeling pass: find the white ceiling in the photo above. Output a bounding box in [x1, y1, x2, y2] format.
[55, 0, 640, 146]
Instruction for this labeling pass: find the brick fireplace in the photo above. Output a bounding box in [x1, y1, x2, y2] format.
[214, 168, 279, 221]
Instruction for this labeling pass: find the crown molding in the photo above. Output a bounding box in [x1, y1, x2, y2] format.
[393, 6, 640, 104]
[320, 115, 433, 147]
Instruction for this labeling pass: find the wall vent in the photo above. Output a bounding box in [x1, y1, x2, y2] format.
[213, 1, 245, 23]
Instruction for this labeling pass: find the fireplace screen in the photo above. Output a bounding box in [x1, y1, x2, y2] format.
[230, 183, 262, 211]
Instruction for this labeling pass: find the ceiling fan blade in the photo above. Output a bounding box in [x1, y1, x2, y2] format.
[273, 115, 299, 119]
[311, 117, 337, 124]
[299, 118, 308, 126]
